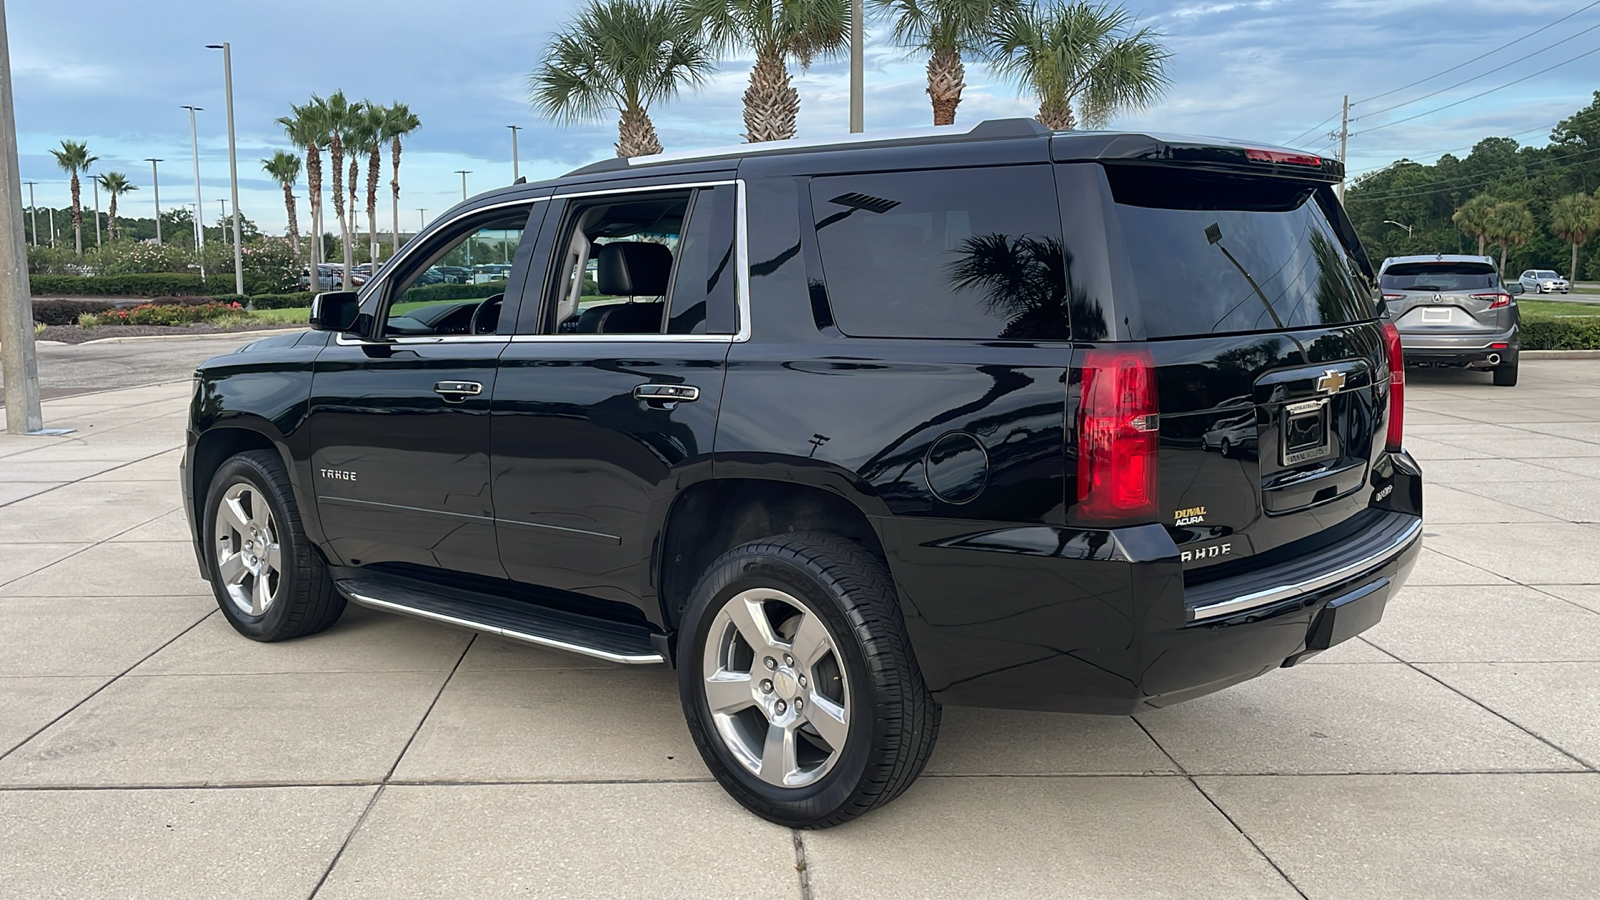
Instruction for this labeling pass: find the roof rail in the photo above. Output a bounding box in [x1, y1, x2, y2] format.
[564, 118, 1051, 177]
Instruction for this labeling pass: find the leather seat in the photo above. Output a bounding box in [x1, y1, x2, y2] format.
[576, 241, 673, 334]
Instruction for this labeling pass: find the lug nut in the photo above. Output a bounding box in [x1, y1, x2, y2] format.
[761, 679, 773, 693]
[798, 674, 807, 688]
[784, 654, 793, 666]
[775, 700, 787, 714]
[763, 657, 777, 671]
[794, 698, 804, 712]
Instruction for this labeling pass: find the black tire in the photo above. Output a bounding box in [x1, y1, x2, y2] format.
[678, 532, 939, 828]
[1219, 437, 1233, 458]
[1493, 360, 1519, 387]
[201, 449, 345, 641]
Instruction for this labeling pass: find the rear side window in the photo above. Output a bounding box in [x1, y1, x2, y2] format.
[809, 166, 1070, 340]
[1106, 167, 1371, 338]
[1380, 262, 1499, 292]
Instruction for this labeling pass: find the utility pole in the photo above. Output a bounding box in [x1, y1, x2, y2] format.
[0, 0, 44, 433]
[91, 174, 101, 247]
[182, 105, 205, 280]
[1336, 94, 1349, 203]
[456, 170, 470, 202]
[207, 43, 244, 297]
[23, 179, 34, 245]
[218, 199, 229, 252]
[507, 125, 520, 182]
[46, 207, 53, 247]
[849, 0, 863, 133]
[417, 208, 426, 231]
[145, 159, 162, 242]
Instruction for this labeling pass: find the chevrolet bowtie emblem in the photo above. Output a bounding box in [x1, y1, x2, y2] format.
[1316, 370, 1346, 395]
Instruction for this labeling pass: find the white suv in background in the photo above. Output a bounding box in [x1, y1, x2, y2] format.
[1519, 269, 1570, 294]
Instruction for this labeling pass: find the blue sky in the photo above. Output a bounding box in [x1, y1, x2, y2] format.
[11, 0, 1599, 233]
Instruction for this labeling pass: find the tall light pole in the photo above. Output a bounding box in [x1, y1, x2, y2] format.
[1383, 219, 1413, 238]
[144, 158, 162, 242]
[1, 0, 44, 434]
[90, 172, 101, 247]
[455, 170, 470, 202]
[23, 179, 35, 246]
[47, 206, 54, 247]
[181, 104, 205, 280]
[218, 198, 230, 251]
[507, 125, 520, 182]
[849, 0, 863, 133]
[417, 208, 426, 231]
[206, 43, 244, 296]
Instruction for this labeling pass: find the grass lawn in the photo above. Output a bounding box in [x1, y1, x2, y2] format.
[1518, 299, 1600, 317]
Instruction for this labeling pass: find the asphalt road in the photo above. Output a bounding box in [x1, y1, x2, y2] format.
[0, 335, 248, 405]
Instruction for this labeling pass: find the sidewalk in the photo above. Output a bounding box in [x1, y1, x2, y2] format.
[2, 365, 1599, 899]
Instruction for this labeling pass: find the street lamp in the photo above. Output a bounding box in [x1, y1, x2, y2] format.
[47, 207, 55, 248]
[90, 171, 101, 247]
[181, 105, 205, 280]
[417, 208, 426, 231]
[455, 170, 471, 202]
[1384, 219, 1414, 238]
[145, 159, 163, 242]
[206, 43, 244, 296]
[218, 199, 230, 251]
[507, 125, 520, 182]
[23, 180, 36, 246]
[849, 0, 863, 133]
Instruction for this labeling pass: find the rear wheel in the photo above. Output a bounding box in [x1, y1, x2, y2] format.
[1219, 437, 1233, 458]
[1493, 359, 1519, 387]
[678, 532, 939, 828]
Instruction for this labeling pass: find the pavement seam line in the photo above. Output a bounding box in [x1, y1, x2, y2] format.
[306, 634, 477, 899]
[0, 443, 184, 510]
[792, 831, 812, 900]
[1188, 776, 1311, 900]
[0, 502, 185, 591]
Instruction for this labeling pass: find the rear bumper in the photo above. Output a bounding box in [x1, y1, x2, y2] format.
[875, 453, 1424, 714]
[1400, 327, 1518, 367]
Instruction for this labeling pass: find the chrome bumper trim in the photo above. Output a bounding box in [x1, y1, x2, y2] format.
[1187, 518, 1422, 623]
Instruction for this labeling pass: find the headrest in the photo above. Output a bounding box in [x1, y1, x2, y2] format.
[596, 241, 673, 297]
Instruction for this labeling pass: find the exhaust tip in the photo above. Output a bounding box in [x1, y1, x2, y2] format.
[1486, 353, 1501, 366]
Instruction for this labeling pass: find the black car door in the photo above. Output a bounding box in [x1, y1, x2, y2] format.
[307, 197, 549, 578]
[491, 177, 740, 622]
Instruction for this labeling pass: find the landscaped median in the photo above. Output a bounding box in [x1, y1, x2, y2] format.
[1517, 299, 1600, 351]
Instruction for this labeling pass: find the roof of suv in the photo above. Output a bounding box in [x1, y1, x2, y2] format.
[1379, 254, 1497, 272]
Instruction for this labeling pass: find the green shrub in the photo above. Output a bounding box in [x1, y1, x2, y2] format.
[31, 298, 117, 325]
[400, 280, 508, 303]
[1520, 314, 1600, 350]
[95, 300, 249, 327]
[77, 312, 101, 327]
[29, 273, 222, 297]
[210, 294, 250, 306]
[247, 291, 315, 310]
[90, 241, 194, 275]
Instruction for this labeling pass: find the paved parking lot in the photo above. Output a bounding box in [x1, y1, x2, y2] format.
[2, 357, 1598, 899]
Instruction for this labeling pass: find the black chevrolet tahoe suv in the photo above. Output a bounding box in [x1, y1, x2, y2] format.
[184, 120, 1423, 827]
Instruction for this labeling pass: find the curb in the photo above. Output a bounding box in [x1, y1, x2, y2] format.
[76, 327, 308, 346]
[1523, 349, 1600, 359]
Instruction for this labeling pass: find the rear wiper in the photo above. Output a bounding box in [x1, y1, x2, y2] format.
[1206, 223, 1283, 329]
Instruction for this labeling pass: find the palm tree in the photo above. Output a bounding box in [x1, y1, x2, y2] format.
[49, 140, 98, 255]
[685, 0, 851, 142]
[352, 103, 387, 266]
[1550, 192, 1600, 282]
[532, 0, 714, 157]
[987, 1, 1170, 131]
[262, 151, 303, 273]
[381, 103, 421, 257]
[1453, 195, 1494, 256]
[93, 172, 136, 242]
[871, 0, 1017, 126]
[321, 91, 363, 279]
[279, 101, 331, 288]
[1484, 200, 1534, 273]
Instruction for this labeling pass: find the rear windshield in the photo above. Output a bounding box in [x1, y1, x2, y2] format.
[1106, 167, 1372, 338]
[1380, 262, 1499, 292]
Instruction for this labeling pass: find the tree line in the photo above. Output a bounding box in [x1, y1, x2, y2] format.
[531, 0, 1172, 157]
[1346, 93, 1600, 280]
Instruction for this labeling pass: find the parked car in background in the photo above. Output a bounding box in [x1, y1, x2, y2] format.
[472, 264, 513, 284]
[1379, 254, 1520, 386]
[300, 265, 369, 291]
[1201, 411, 1259, 458]
[433, 265, 470, 284]
[1518, 269, 1570, 294]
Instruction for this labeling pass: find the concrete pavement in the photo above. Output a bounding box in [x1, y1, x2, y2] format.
[2, 363, 1600, 898]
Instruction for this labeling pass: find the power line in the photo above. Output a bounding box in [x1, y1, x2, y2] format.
[1283, 112, 1342, 147]
[1355, 43, 1600, 137]
[1353, 0, 1600, 105]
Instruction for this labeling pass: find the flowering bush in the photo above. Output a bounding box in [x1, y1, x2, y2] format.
[94, 301, 249, 326]
[239, 237, 300, 294]
[91, 241, 194, 275]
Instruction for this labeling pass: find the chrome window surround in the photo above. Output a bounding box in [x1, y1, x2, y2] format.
[1187, 517, 1422, 623]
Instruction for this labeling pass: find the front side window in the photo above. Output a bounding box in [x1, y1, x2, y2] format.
[809, 166, 1070, 340]
[380, 210, 530, 337]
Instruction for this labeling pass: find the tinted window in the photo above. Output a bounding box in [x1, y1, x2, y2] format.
[666, 186, 737, 335]
[809, 166, 1070, 340]
[1106, 167, 1371, 338]
[1380, 262, 1499, 292]
[383, 210, 529, 336]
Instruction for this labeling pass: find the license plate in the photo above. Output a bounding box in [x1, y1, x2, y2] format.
[1421, 308, 1452, 323]
[1282, 398, 1332, 465]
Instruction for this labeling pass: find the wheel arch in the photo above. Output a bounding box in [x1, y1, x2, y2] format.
[189, 421, 307, 547]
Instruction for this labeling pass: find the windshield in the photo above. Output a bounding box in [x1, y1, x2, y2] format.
[1380, 262, 1498, 292]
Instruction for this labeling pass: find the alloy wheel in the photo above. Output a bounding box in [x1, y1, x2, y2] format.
[212, 482, 282, 617]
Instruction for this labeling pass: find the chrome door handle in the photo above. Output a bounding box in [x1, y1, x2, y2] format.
[632, 383, 700, 407]
[433, 380, 483, 401]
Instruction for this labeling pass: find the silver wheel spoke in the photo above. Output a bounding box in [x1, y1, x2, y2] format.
[725, 595, 779, 653]
[704, 673, 756, 715]
[248, 495, 272, 532]
[217, 551, 248, 587]
[789, 612, 832, 669]
[220, 497, 251, 535]
[263, 542, 282, 573]
[805, 693, 849, 750]
[757, 720, 798, 786]
[250, 571, 270, 615]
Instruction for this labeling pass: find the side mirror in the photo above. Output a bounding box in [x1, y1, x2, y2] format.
[309, 291, 361, 331]
[1506, 282, 1525, 296]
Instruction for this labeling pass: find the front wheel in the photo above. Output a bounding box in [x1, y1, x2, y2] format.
[678, 532, 939, 828]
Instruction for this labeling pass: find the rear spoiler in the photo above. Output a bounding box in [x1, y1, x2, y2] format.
[1051, 132, 1345, 184]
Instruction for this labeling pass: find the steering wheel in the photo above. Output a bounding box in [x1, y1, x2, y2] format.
[471, 294, 505, 335]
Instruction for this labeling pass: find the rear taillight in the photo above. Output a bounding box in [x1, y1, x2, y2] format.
[1382, 293, 1405, 302]
[1245, 148, 1323, 166]
[1472, 291, 1511, 309]
[1076, 348, 1159, 521]
[1381, 321, 1404, 452]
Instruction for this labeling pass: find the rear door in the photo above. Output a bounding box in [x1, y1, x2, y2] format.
[1380, 260, 1510, 336]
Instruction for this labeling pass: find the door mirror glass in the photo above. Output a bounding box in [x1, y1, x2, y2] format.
[1506, 282, 1524, 295]
[309, 291, 361, 331]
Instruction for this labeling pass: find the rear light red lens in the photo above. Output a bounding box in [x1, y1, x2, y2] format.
[1077, 348, 1159, 521]
[1381, 321, 1404, 453]
[1472, 291, 1511, 309]
[1382, 293, 1405, 302]
[1490, 342, 1508, 349]
[1245, 148, 1322, 166]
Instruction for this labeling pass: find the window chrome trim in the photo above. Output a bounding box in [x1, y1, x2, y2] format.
[1186, 517, 1422, 623]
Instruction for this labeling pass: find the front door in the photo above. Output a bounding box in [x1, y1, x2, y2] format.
[308, 199, 546, 578]
[491, 180, 740, 621]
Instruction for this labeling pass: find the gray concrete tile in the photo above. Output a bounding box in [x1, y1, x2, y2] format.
[1417, 457, 1589, 484]
[393, 668, 705, 783]
[1404, 546, 1512, 586]
[1423, 523, 1600, 583]
[1402, 436, 1493, 460]
[0, 676, 105, 753]
[1135, 663, 1580, 774]
[0, 671, 448, 787]
[0, 481, 63, 504]
[135, 604, 472, 675]
[1538, 584, 1600, 614]
[0, 786, 376, 900]
[0, 438, 185, 463]
[108, 508, 191, 542]
[455, 632, 617, 671]
[1366, 585, 1600, 662]
[316, 783, 797, 900]
[0, 479, 178, 543]
[1455, 479, 1600, 523]
[1198, 774, 1600, 900]
[924, 708, 1176, 775]
[1431, 434, 1600, 458]
[1295, 636, 1394, 663]
[1422, 484, 1556, 524]
[0, 458, 123, 481]
[1529, 456, 1600, 479]
[1516, 421, 1600, 442]
[1422, 662, 1600, 767]
[0, 540, 207, 597]
[82, 448, 183, 482]
[0, 595, 212, 677]
[0, 542, 86, 586]
[802, 777, 1299, 900]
